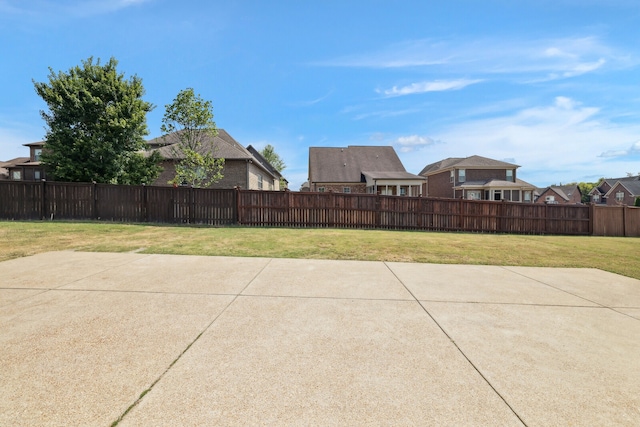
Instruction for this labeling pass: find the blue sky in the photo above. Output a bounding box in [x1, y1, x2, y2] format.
[1, 0, 640, 190]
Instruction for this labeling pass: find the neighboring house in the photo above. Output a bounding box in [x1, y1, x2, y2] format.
[148, 129, 283, 190]
[0, 159, 21, 180]
[246, 145, 287, 190]
[308, 146, 425, 196]
[3, 142, 47, 181]
[419, 155, 537, 202]
[590, 176, 640, 205]
[535, 184, 582, 205]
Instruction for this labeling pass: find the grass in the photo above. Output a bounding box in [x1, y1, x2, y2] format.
[1, 220, 639, 280]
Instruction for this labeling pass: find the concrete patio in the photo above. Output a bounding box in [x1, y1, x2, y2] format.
[1, 251, 639, 426]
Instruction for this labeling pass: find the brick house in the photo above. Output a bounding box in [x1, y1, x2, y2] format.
[2, 142, 47, 181]
[590, 176, 640, 205]
[535, 184, 582, 205]
[419, 155, 537, 202]
[148, 129, 284, 190]
[308, 146, 425, 196]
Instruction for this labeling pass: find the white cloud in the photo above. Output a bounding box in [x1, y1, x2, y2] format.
[599, 140, 640, 158]
[396, 97, 640, 186]
[599, 149, 629, 158]
[562, 58, 606, 77]
[380, 79, 482, 97]
[394, 135, 437, 153]
[316, 36, 632, 82]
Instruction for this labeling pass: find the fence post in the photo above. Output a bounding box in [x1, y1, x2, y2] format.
[189, 186, 194, 224]
[93, 182, 98, 220]
[285, 190, 291, 226]
[40, 180, 46, 220]
[623, 205, 627, 237]
[589, 203, 594, 235]
[235, 187, 241, 225]
[329, 191, 335, 227]
[458, 198, 463, 231]
[544, 204, 548, 234]
[143, 184, 149, 223]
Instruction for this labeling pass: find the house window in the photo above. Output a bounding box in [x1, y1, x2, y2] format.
[318, 187, 325, 193]
[506, 169, 514, 182]
[400, 187, 407, 196]
[11, 170, 22, 180]
[616, 192, 624, 202]
[493, 190, 502, 201]
[458, 169, 466, 183]
[450, 170, 454, 183]
[467, 190, 481, 200]
[503, 190, 511, 201]
[546, 195, 555, 203]
[34, 170, 41, 180]
[34, 149, 42, 161]
[343, 187, 351, 193]
[592, 194, 600, 202]
[524, 191, 532, 202]
[257, 174, 263, 190]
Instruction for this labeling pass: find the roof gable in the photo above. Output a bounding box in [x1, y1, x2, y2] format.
[420, 155, 519, 176]
[605, 179, 640, 197]
[545, 184, 580, 201]
[152, 129, 253, 161]
[309, 146, 408, 183]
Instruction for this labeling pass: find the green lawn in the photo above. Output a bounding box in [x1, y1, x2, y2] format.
[2, 220, 639, 280]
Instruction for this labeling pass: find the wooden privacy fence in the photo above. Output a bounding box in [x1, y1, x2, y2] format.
[1, 181, 638, 236]
[0, 181, 236, 225]
[237, 190, 592, 235]
[591, 205, 640, 237]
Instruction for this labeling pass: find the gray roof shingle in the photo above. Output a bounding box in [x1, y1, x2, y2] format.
[309, 146, 410, 183]
[150, 129, 253, 160]
[420, 155, 519, 176]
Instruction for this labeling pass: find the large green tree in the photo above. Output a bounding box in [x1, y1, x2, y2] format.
[259, 144, 286, 172]
[34, 57, 160, 184]
[161, 88, 224, 187]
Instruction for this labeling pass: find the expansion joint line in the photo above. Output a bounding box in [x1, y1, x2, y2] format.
[110, 258, 274, 426]
[383, 262, 529, 427]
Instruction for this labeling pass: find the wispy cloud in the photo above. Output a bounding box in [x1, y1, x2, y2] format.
[351, 108, 421, 121]
[316, 36, 632, 81]
[379, 79, 482, 97]
[0, 0, 152, 18]
[290, 89, 334, 107]
[599, 140, 640, 158]
[313, 39, 453, 68]
[69, 0, 153, 17]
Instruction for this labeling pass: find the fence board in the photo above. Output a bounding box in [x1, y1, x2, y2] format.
[592, 206, 640, 237]
[237, 191, 592, 235]
[46, 182, 94, 220]
[96, 184, 145, 222]
[0, 181, 42, 219]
